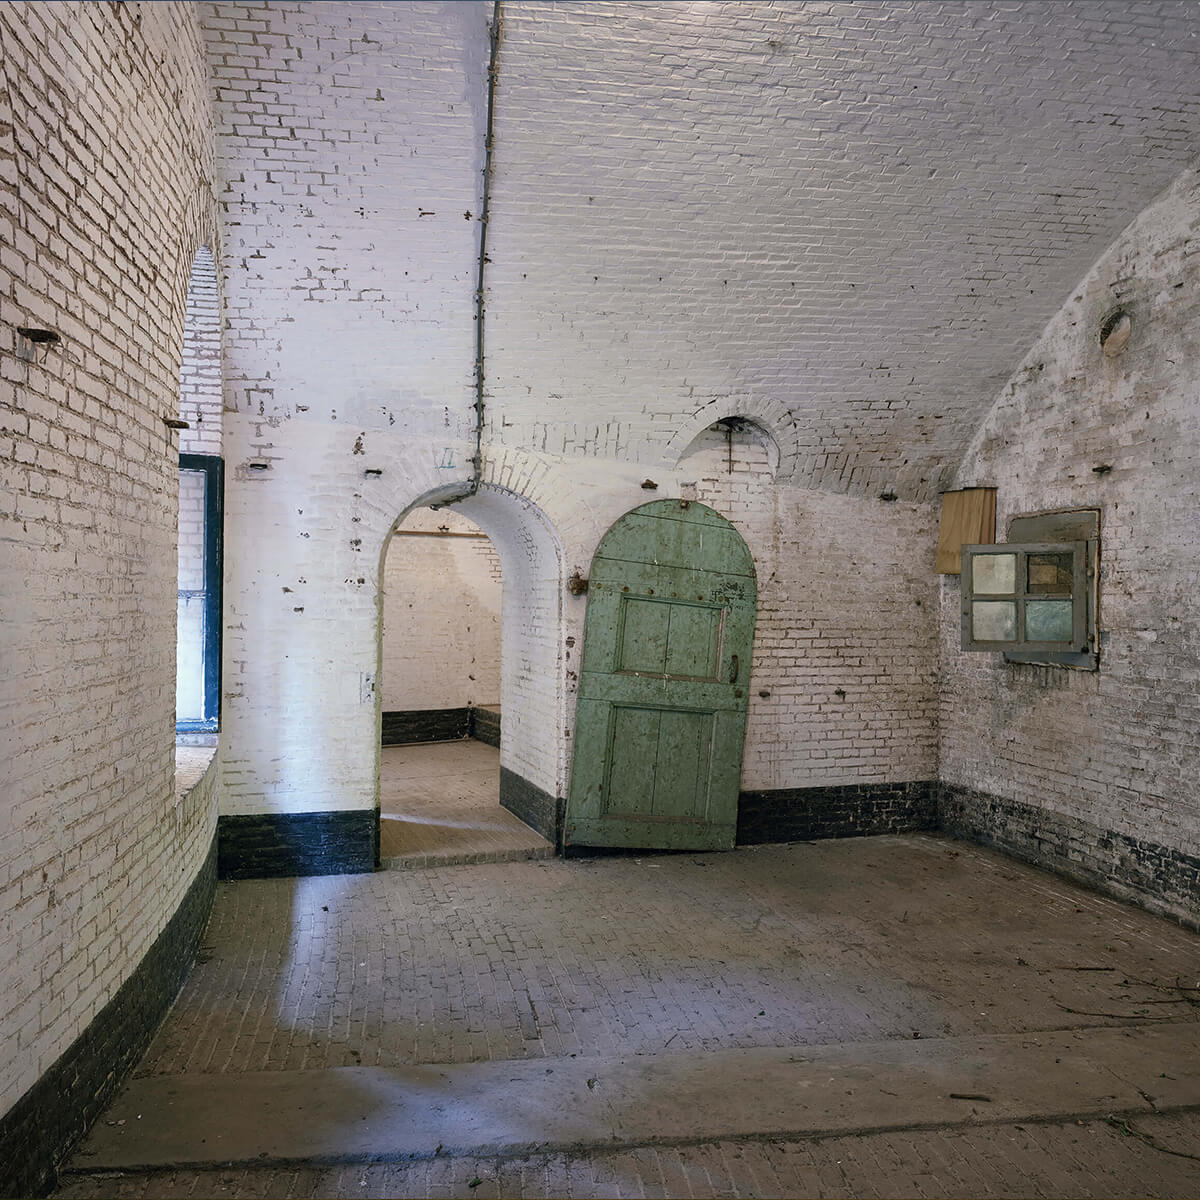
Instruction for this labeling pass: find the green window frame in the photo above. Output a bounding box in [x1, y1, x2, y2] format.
[960, 539, 1096, 656]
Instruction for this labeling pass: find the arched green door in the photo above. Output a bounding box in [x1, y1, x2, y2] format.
[565, 500, 757, 851]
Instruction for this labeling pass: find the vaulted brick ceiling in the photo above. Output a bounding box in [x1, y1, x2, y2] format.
[204, 1, 1200, 500]
[483, 0, 1200, 497]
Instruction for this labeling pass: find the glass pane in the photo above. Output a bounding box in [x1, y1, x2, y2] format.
[972, 601, 1016, 641]
[971, 553, 1016, 595]
[1028, 552, 1073, 595]
[178, 470, 207, 593]
[1025, 599, 1074, 642]
[176, 596, 206, 719]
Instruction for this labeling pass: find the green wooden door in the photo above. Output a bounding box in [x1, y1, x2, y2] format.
[565, 500, 757, 851]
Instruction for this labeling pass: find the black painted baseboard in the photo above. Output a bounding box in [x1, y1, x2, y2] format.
[218, 810, 376, 879]
[381, 707, 502, 747]
[736, 781, 937, 845]
[500, 766, 563, 848]
[382, 708, 470, 746]
[470, 706, 501, 748]
[0, 833, 218, 1199]
[939, 783, 1200, 929]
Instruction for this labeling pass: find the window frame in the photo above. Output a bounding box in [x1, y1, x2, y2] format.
[960, 539, 1095, 656]
[177, 453, 224, 732]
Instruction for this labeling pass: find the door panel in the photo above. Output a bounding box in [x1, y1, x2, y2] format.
[566, 500, 757, 851]
[605, 706, 662, 815]
[615, 595, 724, 679]
[651, 708, 714, 819]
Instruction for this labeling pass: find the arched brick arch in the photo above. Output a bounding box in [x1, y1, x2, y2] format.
[665, 398, 801, 482]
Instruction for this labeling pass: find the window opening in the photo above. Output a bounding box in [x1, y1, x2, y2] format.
[176, 453, 223, 730]
[960, 508, 1099, 670]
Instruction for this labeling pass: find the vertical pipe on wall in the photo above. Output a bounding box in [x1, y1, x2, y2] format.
[469, 0, 502, 495]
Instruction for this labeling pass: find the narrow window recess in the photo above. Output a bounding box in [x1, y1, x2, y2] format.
[961, 508, 1099, 670]
[177, 453, 224, 731]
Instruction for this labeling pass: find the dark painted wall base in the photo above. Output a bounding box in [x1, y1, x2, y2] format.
[382, 707, 470, 745]
[470, 706, 501, 749]
[500, 766, 563, 848]
[0, 833, 218, 1199]
[218, 810, 376, 879]
[736, 781, 937, 845]
[382, 706, 501, 747]
[939, 783, 1200, 929]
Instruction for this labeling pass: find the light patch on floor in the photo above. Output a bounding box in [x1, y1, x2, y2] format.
[379, 740, 552, 867]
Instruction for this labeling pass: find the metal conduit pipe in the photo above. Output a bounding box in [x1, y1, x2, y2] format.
[467, 0, 502, 497]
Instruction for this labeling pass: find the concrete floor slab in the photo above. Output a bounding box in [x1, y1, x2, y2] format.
[75, 1023, 1200, 1170]
[57, 1112, 1200, 1199]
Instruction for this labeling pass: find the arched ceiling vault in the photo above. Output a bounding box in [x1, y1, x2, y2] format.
[201, 1, 1200, 501]
[484, 0, 1200, 499]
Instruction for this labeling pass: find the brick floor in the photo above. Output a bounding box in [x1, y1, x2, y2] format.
[134, 835, 1200, 1077]
[51, 824, 1200, 1198]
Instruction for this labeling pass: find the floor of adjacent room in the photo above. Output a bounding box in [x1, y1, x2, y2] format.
[55, 743, 1200, 1199]
[377, 740, 551, 869]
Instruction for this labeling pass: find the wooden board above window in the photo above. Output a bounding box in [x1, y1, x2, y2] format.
[936, 487, 996, 574]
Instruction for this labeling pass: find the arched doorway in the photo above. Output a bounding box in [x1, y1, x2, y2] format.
[380, 506, 502, 747]
[375, 485, 566, 865]
[565, 499, 757, 851]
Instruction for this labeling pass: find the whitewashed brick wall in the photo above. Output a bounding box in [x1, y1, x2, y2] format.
[670, 421, 939, 789]
[202, 0, 492, 816]
[940, 167, 1200, 885]
[382, 508, 501, 712]
[202, 0, 1196, 832]
[466, 437, 938, 800]
[451, 481, 567, 797]
[0, 2, 217, 1121]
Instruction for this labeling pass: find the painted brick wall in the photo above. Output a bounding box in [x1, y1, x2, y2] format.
[201, 0, 492, 817]
[0, 0, 217, 1124]
[382, 508, 502, 712]
[200, 1, 1193, 845]
[748, 488, 938, 790]
[453, 479, 567, 804]
[680, 421, 939, 790]
[469, 434, 937, 806]
[939, 167, 1200, 923]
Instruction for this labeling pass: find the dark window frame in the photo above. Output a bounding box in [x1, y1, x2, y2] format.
[960, 541, 1092, 653]
[177, 453, 224, 732]
[960, 507, 1100, 670]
